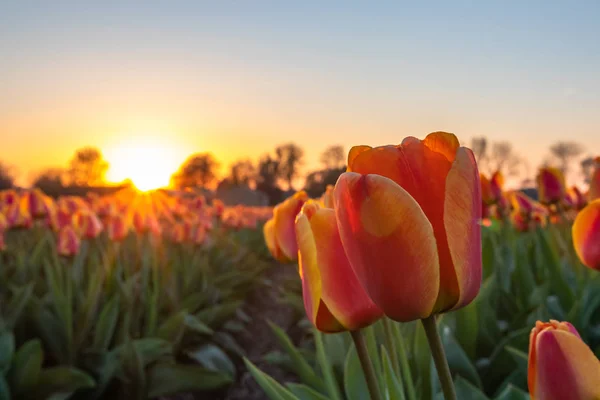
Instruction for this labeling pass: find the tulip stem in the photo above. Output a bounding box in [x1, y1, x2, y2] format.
[382, 318, 400, 376]
[421, 316, 456, 400]
[350, 330, 382, 400]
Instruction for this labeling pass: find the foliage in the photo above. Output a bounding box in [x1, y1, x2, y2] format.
[171, 153, 221, 189]
[67, 147, 109, 187]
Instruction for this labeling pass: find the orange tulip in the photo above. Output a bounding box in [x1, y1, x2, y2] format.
[47, 207, 74, 232]
[565, 186, 586, 211]
[263, 218, 288, 262]
[295, 201, 382, 332]
[271, 191, 308, 262]
[6, 198, 32, 229]
[321, 185, 334, 209]
[57, 226, 81, 257]
[490, 171, 504, 203]
[480, 174, 493, 205]
[334, 132, 481, 321]
[572, 199, 600, 270]
[528, 320, 600, 399]
[132, 210, 161, 236]
[24, 189, 51, 219]
[537, 167, 566, 205]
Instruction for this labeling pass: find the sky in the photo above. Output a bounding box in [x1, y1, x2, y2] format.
[1, 1, 599, 187]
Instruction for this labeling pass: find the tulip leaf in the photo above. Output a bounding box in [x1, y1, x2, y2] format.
[494, 384, 530, 400]
[287, 383, 330, 400]
[439, 324, 482, 388]
[9, 339, 44, 395]
[0, 375, 10, 400]
[504, 346, 528, 373]
[343, 344, 370, 400]
[29, 366, 95, 400]
[454, 301, 479, 359]
[186, 343, 236, 379]
[0, 330, 15, 373]
[268, 321, 325, 392]
[244, 358, 300, 400]
[413, 320, 432, 400]
[147, 363, 233, 398]
[381, 345, 406, 400]
[93, 295, 120, 351]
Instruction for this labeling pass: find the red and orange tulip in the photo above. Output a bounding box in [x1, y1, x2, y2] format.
[57, 226, 81, 257]
[73, 210, 103, 239]
[572, 199, 600, 270]
[528, 320, 600, 399]
[537, 167, 566, 205]
[106, 215, 129, 242]
[334, 132, 481, 321]
[295, 201, 382, 332]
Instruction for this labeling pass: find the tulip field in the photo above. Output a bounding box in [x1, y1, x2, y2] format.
[1, 132, 600, 400]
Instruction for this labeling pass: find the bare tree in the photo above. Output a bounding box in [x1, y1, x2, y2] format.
[0, 162, 15, 190]
[229, 159, 256, 186]
[170, 153, 220, 189]
[549, 141, 583, 176]
[471, 137, 488, 166]
[580, 156, 596, 184]
[275, 143, 305, 190]
[67, 147, 108, 186]
[471, 137, 524, 179]
[320, 145, 345, 169]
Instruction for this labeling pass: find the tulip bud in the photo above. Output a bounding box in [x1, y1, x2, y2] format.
[106, 214, 129, 242]
[335, 132, 481, 320]
[537, 167, 566, 205]
[73, 210, 103, 239]
[528, 320, 600, 399]
[572, 199, 600, 270]
[295, 201, 382, 332]
[57, 226, 80, 257]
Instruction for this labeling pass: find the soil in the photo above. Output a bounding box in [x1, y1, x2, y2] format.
[223, 264, 304, 400]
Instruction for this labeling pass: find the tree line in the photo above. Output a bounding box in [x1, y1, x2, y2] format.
[0, 138, 596, 204]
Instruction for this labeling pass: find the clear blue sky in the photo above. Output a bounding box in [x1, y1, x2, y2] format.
[1, 1, 599, 185]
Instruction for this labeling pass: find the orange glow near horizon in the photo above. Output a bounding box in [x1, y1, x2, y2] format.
[104, 135, 186, 191]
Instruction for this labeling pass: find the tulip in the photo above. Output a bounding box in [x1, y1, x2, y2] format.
[212, 199, 225, 218]
[6, 198, 32, 229]
[334, 132, 481, 320]
[263, 219, 288, 262]
[565, 186, 586, 211]
[132, 210, 161, 236]
[321, 185, 334, 209]
[572, 199, 600, 270]
[57, 226, 81, 257]
[295, 201, 383, 332]
[73, 210, 103, 239]
[528, 320, 600, 399]
[490, 171, 504, 203]
[191, 225, 206, 245]
[271, 191, 308, 262]
[47, 207, 74, 232]
[106, 215, 129, 242]
[480, 174, 493, 205]
[537, 167, 566, 205]
[24, 189, 51, 219]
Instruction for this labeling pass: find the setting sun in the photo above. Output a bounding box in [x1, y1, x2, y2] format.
[105, 136, 185, 191]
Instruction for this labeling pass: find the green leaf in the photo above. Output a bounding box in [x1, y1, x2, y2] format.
[30, 366, 95, 400]
[93, 295, 120, 351]
[0, 375, 10, 400]
[268, 321, 324, 392]
[196, 301, 243, 329]
[413, 321, 432, 400]
[147, 363, 233, 398]
[5, 283, 34, 328]
[0, 330, 15, 373]
[343, 344, 369, 400]
[381, 346, 406, 400]
[9, 339, 44, 395]
[494, 384, 530, 400]
[186, 344, 236, 378]
[287, 383, 330, 400]
[504, 347, 528, 374]
[184, 313, 214, 335]
[244, 358, 299, 400]
[434, 377, 489, 400]
[454, 302, 479, 359]
[440, 324, 482, 388]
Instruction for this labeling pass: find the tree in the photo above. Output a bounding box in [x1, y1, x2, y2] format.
[67, 147, 108, 186]
[549, 141, 583, 176]
[303, 166, 345, 198]
[581, 156, 596, 184]
[229, 159, 256, 186]
[32, 168, 66, 195]
[275, 143, 304, 190]
[471, 137, 488, 166]
[320, 145, 345, 169]
[471, 137, 525, 179]
[0, 162, 15, 190]
[171, 153, 220, 189]
[255, 154, 283, 205]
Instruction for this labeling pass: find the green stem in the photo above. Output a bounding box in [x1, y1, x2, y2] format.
[393, 322, 417, 400]
[382, 318, 400, 376]
[421, 316, 456, 400]
[350, 330, 382, 400]
[315, 330, 342, 400]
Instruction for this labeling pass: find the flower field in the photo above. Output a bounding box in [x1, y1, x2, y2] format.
[1, 132, 600, 400]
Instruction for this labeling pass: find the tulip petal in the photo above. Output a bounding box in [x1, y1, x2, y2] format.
[347, 145, 372, 170]
[444, 147, 482, 310]
[423, 131, 459, 163]
[334, 172, 440, 321]
[572, 199, 600, 270]
[308, 208, 382, 330]
[274, 192, 307, 260]
[535, 329, 600, 400]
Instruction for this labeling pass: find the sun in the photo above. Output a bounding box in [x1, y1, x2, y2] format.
[105, 137, 183, 191]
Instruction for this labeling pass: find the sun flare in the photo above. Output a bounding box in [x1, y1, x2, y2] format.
[105, 137, 184, 191]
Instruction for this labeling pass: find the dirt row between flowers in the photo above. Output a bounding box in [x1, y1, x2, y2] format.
[163, 263, 303, 400]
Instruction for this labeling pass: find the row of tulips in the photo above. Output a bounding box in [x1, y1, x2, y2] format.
[0, 188, 274, 399]
[259, 132, 600, 399]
